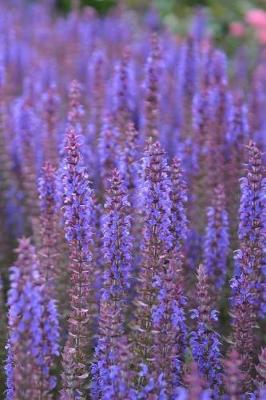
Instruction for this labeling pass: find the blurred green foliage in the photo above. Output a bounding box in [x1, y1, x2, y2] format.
[150, 0, 266, 38]
[56, 0, 116, 14]
[55, 0, 266, 47]
[56, 0, 266, 15]
[55, 0, 266, 27]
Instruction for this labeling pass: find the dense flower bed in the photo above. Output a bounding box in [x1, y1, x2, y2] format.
[0, 1, 265, 399]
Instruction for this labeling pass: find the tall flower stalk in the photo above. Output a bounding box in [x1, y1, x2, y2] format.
[42, 84, 60, 166]
[152, 251, 187, 396]
[142, 34, 161, 142]
[113, 50, 131, 135]
[119, 121, 140, 197]
[67, 79, 84, 134]
[256, 348, 266, 389]
[149, 155, 188, 395]
[190, 264, 222, 398]
[203, 184, 229, 292]
[88, 51, 106, 145]
[182, 361, 210, 400]
[91, 169, 135, 399]
[133, 140, 173, 384]
[60, 126, 95, 399]
[6, 238, 59, 400]
[231, 141, 266, 386]
[38, 162, 60, 298]
[169, 157, 188, 251]
[16, 99, 39, 226]
[223, 349, 246, 399]
[0, 65, 13, 271]
[98, 114, 119, 192]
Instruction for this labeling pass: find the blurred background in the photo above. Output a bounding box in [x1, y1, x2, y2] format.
[52, 0, 266, 52]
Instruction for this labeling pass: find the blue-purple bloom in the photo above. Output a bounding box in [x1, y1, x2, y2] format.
[6, 238, 59, 399]
[152, 252, 187, 395]
[112, 51, 132, 133]
[190, 264, 222, 398]
[134, 141, 173, 378]
[203, 184, 229, 291]
[91, 169, 135, 399]
[60, 125, 95, 398]
[169, 157, 188, 251]
[175, 361, 211, 400]
[223, 349, 246, 399]
[38, 162, 61, 297]
[231, 141, 266, 385]
[141, 34, 161, 141]
[118, 121, 140, 196]
[101, 169, 132, 299]
[98, 114, 120, 191]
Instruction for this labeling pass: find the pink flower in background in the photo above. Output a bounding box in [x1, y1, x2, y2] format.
[245, 8, 266, 44]
[257, 29, 266, 44]
[245, 9, 266, 29]
[229, 22, 245, 37]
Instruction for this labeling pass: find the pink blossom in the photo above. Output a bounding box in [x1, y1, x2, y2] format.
[229, 22, 245, 37]
[245, 9, 266, 29]
[257, 28, 266, 44]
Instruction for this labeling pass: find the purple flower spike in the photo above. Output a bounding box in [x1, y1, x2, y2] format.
[231, 141, 265, 387]
[38, 162, 60, 297]
[5, 341, 14, 400]
[134, 140, 173, 382]
[179, 37, 199, 104]
[91, 169, 135, 399]
[88, 51, 106, 140]
[118, 121, 140, 196]
[203, 184, 229, 292]
[101, 169, 132, 300]
[152, 251, 187, 396]
[190, 264, 222, 398]
[98, 114, 119, 191]
[256, 348, 266, 388]
[223, 349, 246, 399]
[6, 238, 58, 399]
[113, 50, 131, 134]
[67, 79, 84, 134]
[238, 142, 266, 313]
[60, 126, 95, 399]
[183, 361, 210, 400]
[142, 34, 161, 141]
[169, 157, 188, 252]
[16, 100, 40, 222]
[42, 84, 60, 166]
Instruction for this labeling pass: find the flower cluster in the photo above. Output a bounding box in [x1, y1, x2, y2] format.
[6, 238, 59, 400]
[231, 141, 266, 385]
[223, 349, 247, 399]
[203, 184, 229, 291]
[134, 141, 173, 376]
[0, 2, 265, 399]
[189, 264, 223, 398]
[92, 170, 134, 399]
[60, 125, 96, 398]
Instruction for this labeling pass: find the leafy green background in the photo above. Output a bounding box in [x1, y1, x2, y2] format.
[53, 0, 266, 47]
[55, 0, 266, 22]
